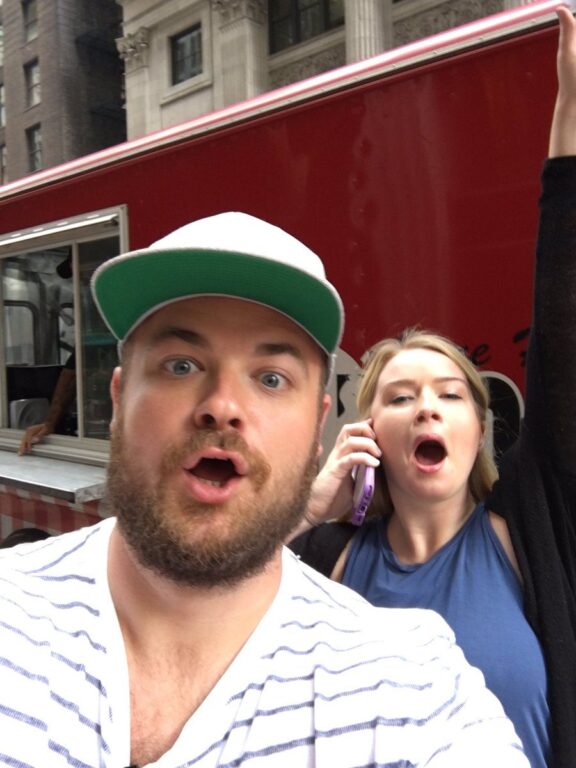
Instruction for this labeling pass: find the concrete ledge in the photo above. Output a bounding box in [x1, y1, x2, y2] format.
[0, 451, 106, 503]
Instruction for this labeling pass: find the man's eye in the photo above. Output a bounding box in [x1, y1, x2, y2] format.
[260, 372, 285, 389]
[165, 359, 198, 376]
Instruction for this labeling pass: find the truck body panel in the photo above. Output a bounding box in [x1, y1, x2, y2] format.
[0, 0, 561, 534]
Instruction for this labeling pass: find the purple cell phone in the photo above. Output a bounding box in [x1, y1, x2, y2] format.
[350, 464, 375, 526]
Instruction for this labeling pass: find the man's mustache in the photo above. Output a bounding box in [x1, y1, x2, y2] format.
[159, 429, 272, 487]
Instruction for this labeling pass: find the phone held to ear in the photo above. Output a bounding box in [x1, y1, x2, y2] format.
[350, 464, 375, 526]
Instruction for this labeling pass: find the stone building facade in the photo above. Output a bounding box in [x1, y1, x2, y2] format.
[0, 0, 125, 183]
[116, 0, 532, 141]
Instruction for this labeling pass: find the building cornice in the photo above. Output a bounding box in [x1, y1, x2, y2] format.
[211, 0, 267, 27]
[116, 27, 150, 71]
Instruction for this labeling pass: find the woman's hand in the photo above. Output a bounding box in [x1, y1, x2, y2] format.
[291, 420, 381, 539]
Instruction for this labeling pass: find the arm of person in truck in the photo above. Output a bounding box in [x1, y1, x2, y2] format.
[18, 363, 76, 455]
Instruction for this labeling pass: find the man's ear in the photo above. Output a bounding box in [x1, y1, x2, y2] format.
[316, 393, 332, 457]
[109, 366, 123, 432]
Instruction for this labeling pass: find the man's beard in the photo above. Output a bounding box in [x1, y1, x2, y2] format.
[107, 425, 319, 588]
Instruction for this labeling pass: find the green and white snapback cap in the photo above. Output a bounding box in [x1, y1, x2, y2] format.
[91, 211, 344, 361]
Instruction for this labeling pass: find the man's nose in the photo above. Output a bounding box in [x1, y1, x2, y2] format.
[192, 373, 245, 431]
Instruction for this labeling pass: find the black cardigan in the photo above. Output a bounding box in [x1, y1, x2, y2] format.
[290, 157, 576, 767]
[488, 157, 576, 767]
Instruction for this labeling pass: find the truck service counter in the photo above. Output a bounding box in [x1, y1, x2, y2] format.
[0, 451, 107, 540]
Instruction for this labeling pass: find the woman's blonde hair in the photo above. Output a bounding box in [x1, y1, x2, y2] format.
[357, 327, 498, 519]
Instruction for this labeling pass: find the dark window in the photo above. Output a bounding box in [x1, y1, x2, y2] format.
[22, 0, 38, 42]
[0, 145, 6, 185]
[171, 24, 202, 85]
[24, 60, 41, 107]
[26, 124, 42, 172]
[269, 0, 344, 54]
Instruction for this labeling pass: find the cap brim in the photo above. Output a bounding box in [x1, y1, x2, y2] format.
[92, 249, 343, 355]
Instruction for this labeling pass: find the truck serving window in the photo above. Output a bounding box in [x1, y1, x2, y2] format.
[0, 207, 126, 460]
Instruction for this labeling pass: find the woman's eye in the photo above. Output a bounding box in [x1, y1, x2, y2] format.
[260, 372, 285, 389]
[391, 394, 411, 405]
[165, 359, 198, 376]
[441, 392, 462, 400]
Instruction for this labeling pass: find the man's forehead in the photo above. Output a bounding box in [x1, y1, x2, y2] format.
[134, 295, 325, 358]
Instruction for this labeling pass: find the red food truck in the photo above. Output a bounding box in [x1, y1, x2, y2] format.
[0, 0, 562, 538]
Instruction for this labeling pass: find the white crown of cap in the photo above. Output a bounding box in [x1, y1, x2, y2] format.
[150, 211, 328, 280]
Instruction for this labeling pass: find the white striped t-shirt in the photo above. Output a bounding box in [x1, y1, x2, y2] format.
[0, 518, 527, 767]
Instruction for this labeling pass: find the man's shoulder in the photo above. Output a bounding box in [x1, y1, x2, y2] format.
[249, 549, 528, 768]
[0, 516, 112, 560]
[281, 546, 455, 651]
[0, 519, 119, 764]
[0, 518, 114, 606]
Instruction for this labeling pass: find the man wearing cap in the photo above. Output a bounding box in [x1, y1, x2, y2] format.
[0, 212, 527, 767]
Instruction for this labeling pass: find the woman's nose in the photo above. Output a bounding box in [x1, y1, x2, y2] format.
[415, 392, 440, 423]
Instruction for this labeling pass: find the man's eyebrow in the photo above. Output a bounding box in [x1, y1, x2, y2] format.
[148, 327, 208, 348]
[146, 331, 307, 363]
[255, 342, 306, 364]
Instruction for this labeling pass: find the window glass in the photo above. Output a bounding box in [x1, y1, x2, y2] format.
[171, 24, 202, 85]
[269, 19, 293, 53]
[4, 248, 76, 433]
[4, 306, 34, 364]
[269, 0, 295, 53]
[269, 0, 344, 54]
[0, 212, 122, 446]
[22, 0, 38, 42]
[0, 83, 5, 127]
[26, 124, 41, 172]
[0, 145, 6, 185]
[25, 60, 41, 107]
[78, 239, 117, 439]
[300, 0, 323, 43]
[328, 0, 344, 26]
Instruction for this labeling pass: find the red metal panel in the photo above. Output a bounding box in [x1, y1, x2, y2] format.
[0, 10, 560, 393]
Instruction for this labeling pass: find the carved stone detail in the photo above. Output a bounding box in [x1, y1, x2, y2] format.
[394, 0, 502, 47]
[116, 27, 150, 72]
[211, 0, 267, 27]
[270, 44, 346, 90]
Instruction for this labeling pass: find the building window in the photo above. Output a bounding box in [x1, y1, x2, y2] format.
[0, 145, 6, 185]
[269, 0, 344, 54]
[0, 83, 5, 128]
[24, 60, 41, 107]
[26, 124, 42, 172]
[171, 24, 202, 85]
[0, 210, 123, 446]
[22, 0, 38, 42]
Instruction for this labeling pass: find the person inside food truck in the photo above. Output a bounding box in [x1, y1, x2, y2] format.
[17, 350, 76, 455]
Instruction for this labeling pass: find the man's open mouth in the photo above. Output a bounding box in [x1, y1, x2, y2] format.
[187, 457, 240, 488]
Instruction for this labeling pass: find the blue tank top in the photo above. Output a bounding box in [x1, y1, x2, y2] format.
[342, 504, 550, 767]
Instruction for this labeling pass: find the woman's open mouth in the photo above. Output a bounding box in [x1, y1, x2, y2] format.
[414, 438, 447, 468]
